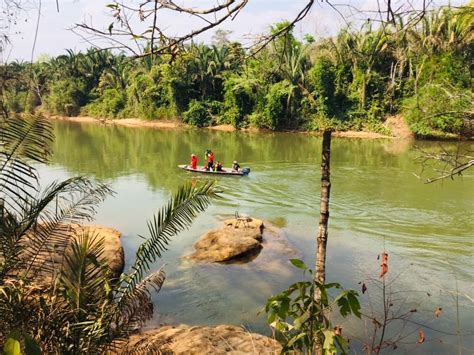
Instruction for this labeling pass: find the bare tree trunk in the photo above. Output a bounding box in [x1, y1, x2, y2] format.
[314, 130, 332, 354]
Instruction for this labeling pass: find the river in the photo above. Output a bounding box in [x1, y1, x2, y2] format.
[38, 120, 473, 353]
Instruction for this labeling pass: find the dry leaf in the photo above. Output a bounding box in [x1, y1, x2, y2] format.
[379, 252, 389, 278]
[417, 329, 425, 344]
[435, 307, 443, 318]
[334, 326, 342, 336]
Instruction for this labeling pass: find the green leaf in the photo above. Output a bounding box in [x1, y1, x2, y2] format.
[277, 298, 290, 318]
[286, 332, 307, 348]
[322, 330, 337, 354]
[267, 311, 276, 324]
[337, 296, 351, 317]
[347, 291, 361, 318]
[293, 310, 310, 330]
[325, 282, 342, 289]
[3, 332, 21, 355]
[290, 258, 307, 270]
[334, 335, 349, 353]
[24, 334, 41, 355]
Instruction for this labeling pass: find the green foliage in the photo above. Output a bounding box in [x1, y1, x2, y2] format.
[403, 84, 471, 137]
[83, 88, 126, 118]
[222, 75, 257, 127]
[125, 64, 173, 120]
[262, 80, 294, 130]
[309, 58, 336, 115]
[183, 100, 214, 127]
[265, 259, 361, 353]
[45, 78, 87, 116]
[1, 4, 471, 135]
[3, 332, 21, 355]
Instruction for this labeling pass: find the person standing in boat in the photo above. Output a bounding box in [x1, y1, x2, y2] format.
[232, 160, 240, 171]
[190, 154, 198, 170]
[205, 149, 215, 170]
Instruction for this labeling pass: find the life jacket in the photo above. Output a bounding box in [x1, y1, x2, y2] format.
[208, 152, 215, 163]
[191, 156, 197, 169]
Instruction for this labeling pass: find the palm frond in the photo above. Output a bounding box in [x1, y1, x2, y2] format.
[21, 177, 113, 279]
[59, 231, 110, 315]
[0, 115, 54, 213]
[114, 181, 219, 306]
[114, 267, 166, 335]
[0, 176, 112, 282]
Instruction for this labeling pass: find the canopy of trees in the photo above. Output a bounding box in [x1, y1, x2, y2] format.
[2, 5, 472, 138]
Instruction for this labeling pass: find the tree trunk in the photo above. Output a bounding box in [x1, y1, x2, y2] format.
[314, 130, 332, 354]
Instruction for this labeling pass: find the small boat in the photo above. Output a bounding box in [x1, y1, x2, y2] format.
[178, 165, 250, 176]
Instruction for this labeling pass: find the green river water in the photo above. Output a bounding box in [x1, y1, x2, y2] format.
[39, 121, 473, 353]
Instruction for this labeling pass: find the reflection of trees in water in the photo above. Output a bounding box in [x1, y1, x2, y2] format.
[50, 121, 472, 206]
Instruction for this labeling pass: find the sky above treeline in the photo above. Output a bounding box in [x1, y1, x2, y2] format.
[3, 0, 466, 62]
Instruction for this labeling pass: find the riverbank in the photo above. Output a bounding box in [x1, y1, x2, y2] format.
[48, 115, 415, 139]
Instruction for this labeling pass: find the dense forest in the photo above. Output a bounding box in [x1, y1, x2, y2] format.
[2, 4, 472, 137]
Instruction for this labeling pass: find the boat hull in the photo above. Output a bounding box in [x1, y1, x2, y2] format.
[178, 165, 250, 176]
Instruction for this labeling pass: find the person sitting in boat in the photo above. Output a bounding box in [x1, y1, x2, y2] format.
[190, 154, 198, 170]
[215, 161, 223, 172]
[205, 149, 215, 170]
[232, 160, 240, 171]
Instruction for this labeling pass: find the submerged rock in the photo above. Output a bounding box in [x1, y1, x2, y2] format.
[121, 324, 281, 354]
[188, 218, 265, 262]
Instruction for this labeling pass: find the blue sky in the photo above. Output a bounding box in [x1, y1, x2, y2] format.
[3, 0, 465, 62]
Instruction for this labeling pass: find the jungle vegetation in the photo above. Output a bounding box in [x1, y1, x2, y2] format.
[2, 4, 472, 138]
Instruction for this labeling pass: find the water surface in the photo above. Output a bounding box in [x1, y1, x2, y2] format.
[40, 121, 473, 353]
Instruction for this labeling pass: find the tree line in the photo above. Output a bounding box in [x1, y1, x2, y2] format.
[2, 4, 472, 138]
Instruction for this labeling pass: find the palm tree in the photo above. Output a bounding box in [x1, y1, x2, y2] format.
[98, 55, 131, 93]
[0, 114, 219, 352]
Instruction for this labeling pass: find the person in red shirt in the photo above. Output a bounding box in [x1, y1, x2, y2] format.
[190, 154, 198, 169]
[206, 149, 215, 170]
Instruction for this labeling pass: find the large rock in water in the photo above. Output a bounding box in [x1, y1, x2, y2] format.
[121, 324, 281, 354]
[188, 218, 265, 262]
[82, 225, 124, 278]
[24, 225, 124, 285]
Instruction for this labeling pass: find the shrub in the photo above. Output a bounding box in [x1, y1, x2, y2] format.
[262, 81, 293, 130]
[83, 88, 125, 118]
[308, 58, 336, 115]
[403, 84, 470, 136]
[183, 100, 212, 127]
[45, 78, 87, 116]
[223, 75, 257, 128]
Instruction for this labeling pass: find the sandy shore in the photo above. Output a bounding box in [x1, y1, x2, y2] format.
[49, 115, 184, 129]
[48, 115, 415, 139]
[332, 130, 390, 139]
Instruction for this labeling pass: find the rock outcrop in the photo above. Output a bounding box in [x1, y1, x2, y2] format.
[82, 225, 124, 278]
[24, 225, 124, 285]
[121, 324, 281, 354]
[188, 218, 265, 262]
